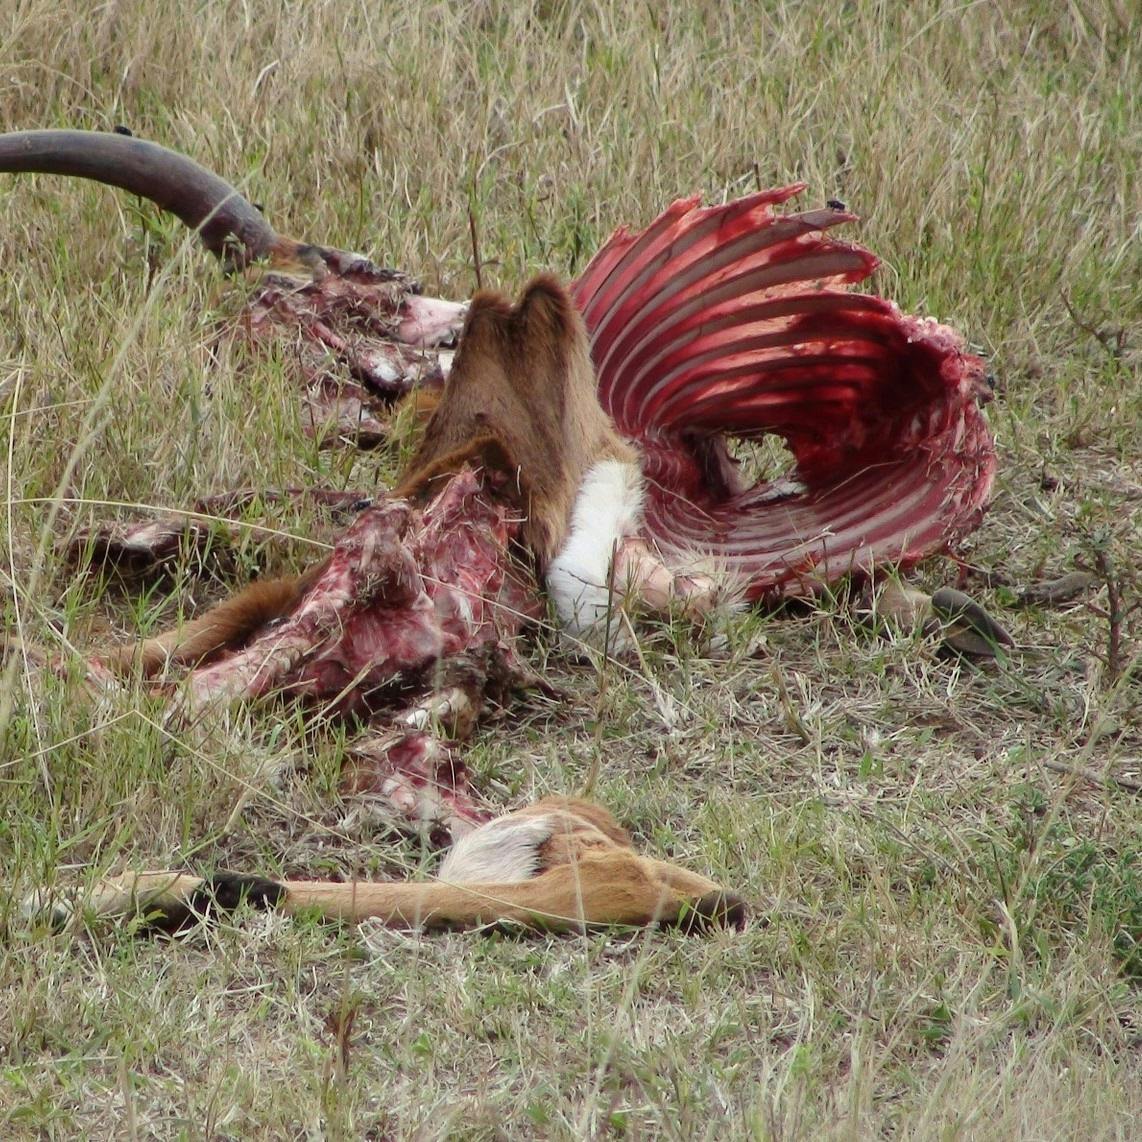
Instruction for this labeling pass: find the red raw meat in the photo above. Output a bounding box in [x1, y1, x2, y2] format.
[573, 188, 996, 600]
[340, 729, 491, 843]
[184, 467, 541, 715]
[0, 132, 994, 601]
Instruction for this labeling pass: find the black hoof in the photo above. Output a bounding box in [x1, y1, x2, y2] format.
[665, 891, 749, 934]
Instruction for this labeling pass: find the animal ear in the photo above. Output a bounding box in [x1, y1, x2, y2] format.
[456, 290, 512, 353]
[515, 274, 582, 349]
[433, 292, 513, 405]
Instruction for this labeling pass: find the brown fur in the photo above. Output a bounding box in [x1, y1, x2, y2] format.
[66, 799, 746, 934]
[116, 275, 631, 679]
[114, 562, 328, 679]
[395, 275, 635, 568]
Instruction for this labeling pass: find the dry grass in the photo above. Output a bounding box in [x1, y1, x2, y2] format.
[1, 1, 1139, 1137]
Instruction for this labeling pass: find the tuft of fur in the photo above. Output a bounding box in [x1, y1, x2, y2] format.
[437, 815, 554, 883]
[546, 458, 647, 636]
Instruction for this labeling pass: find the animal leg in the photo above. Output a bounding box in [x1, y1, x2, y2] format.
[103, 574, 309, 678]
[41, 851, 742, 934]
[279, 850, 743, 931]
[31, 801, 746, 936]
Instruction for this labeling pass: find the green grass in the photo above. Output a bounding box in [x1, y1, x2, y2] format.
[1, 1, 1140, 1137]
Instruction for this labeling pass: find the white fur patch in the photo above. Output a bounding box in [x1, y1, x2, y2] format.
[545, 458, 645, 637]
[438, 813, 555, 884]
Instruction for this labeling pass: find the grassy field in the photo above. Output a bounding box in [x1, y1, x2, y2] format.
[1, 1, 1139, 1137]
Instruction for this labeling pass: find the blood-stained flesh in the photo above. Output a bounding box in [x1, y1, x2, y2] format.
[183, 468, 541, 714]
[572, 190, 995, 600]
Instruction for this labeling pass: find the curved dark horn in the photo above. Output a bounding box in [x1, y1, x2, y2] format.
[0, 129, 278, 265]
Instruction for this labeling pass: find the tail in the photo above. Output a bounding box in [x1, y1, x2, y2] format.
[572, 189, 996, 600]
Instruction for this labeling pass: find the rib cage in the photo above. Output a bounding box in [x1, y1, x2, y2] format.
[572, 189, 996, 599]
